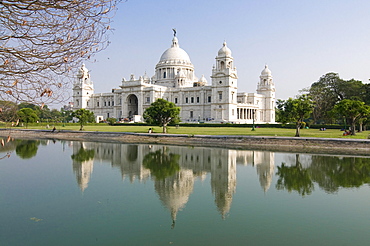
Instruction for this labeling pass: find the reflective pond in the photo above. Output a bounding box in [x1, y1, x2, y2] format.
[1, 139, 370, 246]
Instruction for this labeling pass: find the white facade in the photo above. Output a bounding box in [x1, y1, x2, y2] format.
[73, 34, 276, 124]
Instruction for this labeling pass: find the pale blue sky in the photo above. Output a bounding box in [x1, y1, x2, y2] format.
[83, 0, 370, 101]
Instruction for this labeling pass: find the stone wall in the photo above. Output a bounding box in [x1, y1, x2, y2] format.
[1, 129, 369, 156]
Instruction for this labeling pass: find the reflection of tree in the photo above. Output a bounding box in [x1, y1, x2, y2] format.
[142, 148, 180, 180]
[71, 145, 95, 162]
[310, 156, 370, 193]
[15, 140, 40, 159]
[276, 154, 370, 196]
[276, 154, 314, 196]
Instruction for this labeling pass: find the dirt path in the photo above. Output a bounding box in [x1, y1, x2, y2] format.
[1, 128, 369, 155]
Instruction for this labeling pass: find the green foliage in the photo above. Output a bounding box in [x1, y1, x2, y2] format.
[71, 146, 95, 162]
[308, 72, 366, 124]
[18, 102, 54, 121]
[310, 155, 370, 192]
[276, 162, 314, 196]
[276, 154, 370, 196]
[143, 98, 180, 133]
[72, 109, 95, 130]
[15, 140, 40, 159]
[332, 99, 370, 135]
[106, 117, 117, 125]
[276, 94, 314, 137]
[60, 109, 74, 122]
[142, 148, 180, 180]
[17, 108, 39, 127]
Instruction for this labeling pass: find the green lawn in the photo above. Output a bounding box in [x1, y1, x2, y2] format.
[15, 123, 370, 139]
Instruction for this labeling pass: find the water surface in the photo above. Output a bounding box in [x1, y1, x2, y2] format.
[1, 139, 369, 246]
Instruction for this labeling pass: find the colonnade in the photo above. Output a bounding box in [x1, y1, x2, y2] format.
[157, 67, 193, 80]
[237, 108, 256, 120]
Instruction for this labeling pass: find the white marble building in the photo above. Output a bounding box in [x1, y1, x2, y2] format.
[73, 34, 276, 123]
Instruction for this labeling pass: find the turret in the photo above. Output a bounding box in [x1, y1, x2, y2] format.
[211, 42, 238, 122]
[257, 65, 275, 123]
[72, 64, 94, 109]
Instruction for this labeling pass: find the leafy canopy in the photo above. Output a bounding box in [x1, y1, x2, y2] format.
[332, 99, 370, 135]
[72, 109, 95, 130]
[144, 98, 180, 133]
[307, 72, 365, 124]
[276, 94, 314, 137]
[17, 108, 39, 127]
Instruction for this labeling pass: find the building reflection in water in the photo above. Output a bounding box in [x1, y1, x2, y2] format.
[71, 142, 95, 192]
[70, 141, 275, 222]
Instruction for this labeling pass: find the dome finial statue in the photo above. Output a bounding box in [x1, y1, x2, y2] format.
[172, 28, 177, 37]
[78, 63, 90, 83]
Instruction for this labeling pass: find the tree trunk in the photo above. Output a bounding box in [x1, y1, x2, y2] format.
[162, 123, 167, 133]
[351, 122, 356, 135]
[359, 122, 363, 132]
[295, 123, 301, 137]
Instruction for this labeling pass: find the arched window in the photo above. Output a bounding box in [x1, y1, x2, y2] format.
[220, 61, 225, 70]
[163, 72, 166, 78]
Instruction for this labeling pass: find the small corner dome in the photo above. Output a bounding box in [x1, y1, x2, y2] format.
[218, 41, 232, 57]
[199, 75, 207, 83]
[143, 72, 150, 81]
[159, 37, 191, 63]
[261, 65, 272, 76]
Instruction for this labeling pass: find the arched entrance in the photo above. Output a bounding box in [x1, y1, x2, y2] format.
[127, 94, 138, 119]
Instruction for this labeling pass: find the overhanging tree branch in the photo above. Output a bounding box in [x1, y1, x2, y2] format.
[0, 0, 122, 105]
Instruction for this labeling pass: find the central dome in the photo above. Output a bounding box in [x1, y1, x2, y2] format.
[159, 37, 191, 63]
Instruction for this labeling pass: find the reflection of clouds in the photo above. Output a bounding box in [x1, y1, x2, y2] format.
[69, 142, 275, 219]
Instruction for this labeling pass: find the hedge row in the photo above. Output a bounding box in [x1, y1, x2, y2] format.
[111, 122, 345, 129]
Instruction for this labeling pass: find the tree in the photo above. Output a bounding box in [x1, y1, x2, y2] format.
[308, 73, 365, 124]
[332, 99, 370, 135]
[18, 102, 45, 118]
[0, 0, 121, 104]
[143, 98, 180, 133]
[106, 117, 117, 125]
[60, 108, 74, 123]
[0, 101, 18, 123]
[17, 108, 39, 127]
[72, 109, 95, 130]
[17, 102, 63, 122]
[276, 94, 314, 137]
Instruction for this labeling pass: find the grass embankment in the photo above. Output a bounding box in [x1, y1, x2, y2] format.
[12, 123, 370, 139]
